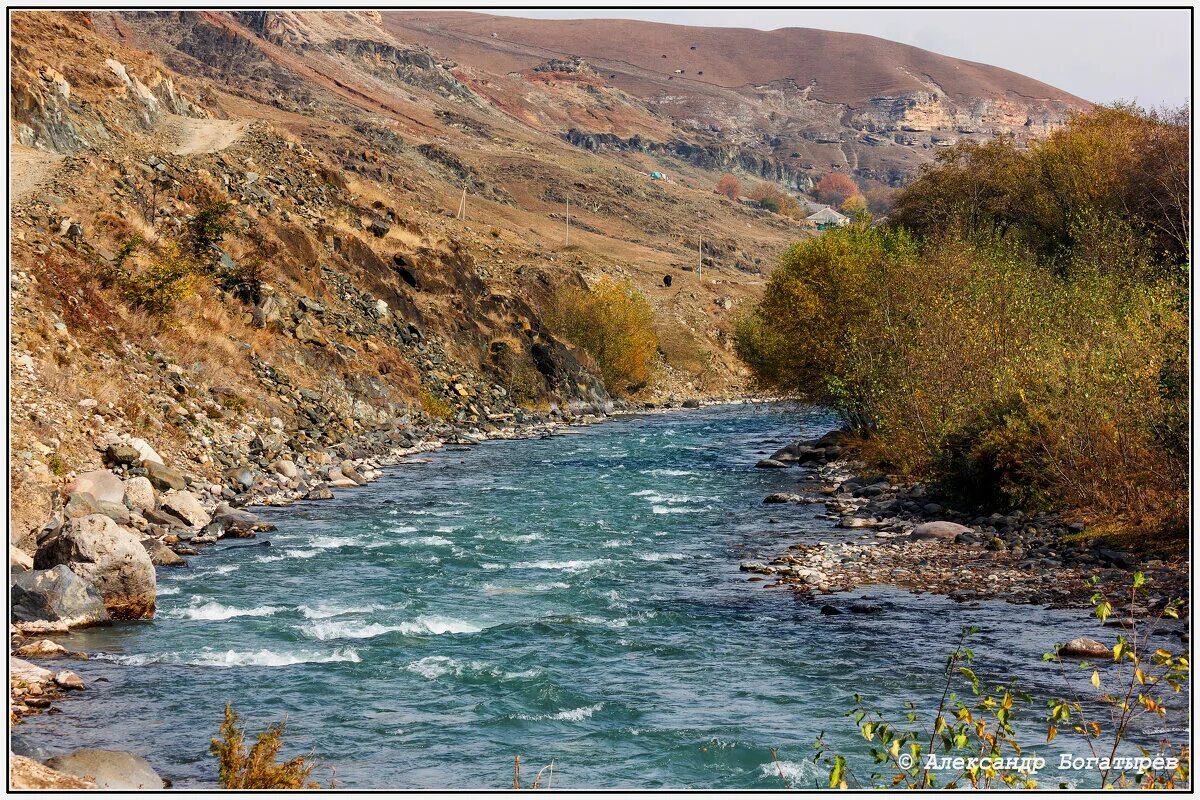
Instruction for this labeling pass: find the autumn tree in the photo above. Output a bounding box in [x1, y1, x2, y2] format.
[840, 194, 869, 220]
[549, 277, 659, 394]
[747, 183, 801, 219]
[714, 174, 742, 200]
[814, 173, 860, 206]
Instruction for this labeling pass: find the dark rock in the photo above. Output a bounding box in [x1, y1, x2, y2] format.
[755, 458, 790, 469]
[103, 444, 142, 467]
[11, 565, 111, 629]
[144, 462, 186, 492]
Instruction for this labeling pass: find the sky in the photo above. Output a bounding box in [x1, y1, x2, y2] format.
[482, 8, 1191, 108]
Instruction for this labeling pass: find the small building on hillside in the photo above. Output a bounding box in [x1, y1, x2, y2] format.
[806, 206, 850, 231]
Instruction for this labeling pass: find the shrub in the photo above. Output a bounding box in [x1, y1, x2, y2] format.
[735, 224, 1186, 529]
[419, 388, 454, 420]
[747, 183, 801, 219]
[185, 201, 234, 267]
[714, 174, 742, 200]
[548, 277, 658, 394]
[119, 240, 202, 317]
[211, 704, 329, 789]
[814, 172, 860, 206]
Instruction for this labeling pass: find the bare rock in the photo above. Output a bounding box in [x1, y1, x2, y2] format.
[122, 476, 156, 511]
[53, 670, 85, 690]
[1060, 637, 1113, 659]
[910, 521, 971, 542]
[144, 461, 185, 492]
[10, 544, 33, 571]
[65, 470, 124, 505]
[9, 754, 96, 789]
[11, 564, 111, 629]
[44, 750, 165, 790]
[159, 490, 211, 528]
[141, 537, 185, 567]
[15, 640, 69, 658]
[34, 515, 156, 620]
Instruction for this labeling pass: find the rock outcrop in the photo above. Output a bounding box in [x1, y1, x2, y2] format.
[34, 515, 156, 620]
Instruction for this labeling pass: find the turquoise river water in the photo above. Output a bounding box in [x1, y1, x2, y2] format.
[14, 404, 1185, 788]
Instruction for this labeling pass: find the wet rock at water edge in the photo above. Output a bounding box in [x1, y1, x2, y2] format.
[158, 490, 211, 529]
[764, 493, 804, 504]
[909, 521, 971, 542]
[1059, 637, 1113, 659]
[34, 515, 156, 620]
[141, 537, 185, 567]
[44, 750, 166, 790]
[755, 458, 790, 469]
[11, 564, 111, 629]
[305, 486, 334, 501]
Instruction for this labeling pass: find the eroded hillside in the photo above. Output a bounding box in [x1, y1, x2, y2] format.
[9, 10, 805, 536]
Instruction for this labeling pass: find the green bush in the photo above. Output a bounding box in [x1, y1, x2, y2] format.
[736, 222, 1186, 528]
[549, 277, 658, 395]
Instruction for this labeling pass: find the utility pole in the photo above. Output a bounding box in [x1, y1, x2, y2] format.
[698, 234, 703, 280]
[565, 197, 570, 247]
[458, 185, 467, 221]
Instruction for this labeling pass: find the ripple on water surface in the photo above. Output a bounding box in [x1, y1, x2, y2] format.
[15, 404, 1179, 789]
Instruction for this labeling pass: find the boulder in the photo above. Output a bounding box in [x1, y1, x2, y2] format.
[34, 515, 156, 620]
[324, 468, 359, 488]
[96, 500, 131, 525]
[212, 503, 275, 534]
[44, 750, 165, 790]
[144, 461, 186, 492]
[122, 476, 155, 511]
[15, 640, 69, 658]
[11, 564, 111, 629]
[305, 487, 334, 501]
[63, 492, 101, 520]
[10, 657, 54, 685]
[11, 544, 34, 571]
[9, 754, 96, 789]
[159, 491, 211, 529]
[1060, 637, 1113, 659]
[127, 437, 163, 465]
[54, 670, 85, 690]
[65, 471, 124, 505]
[103, 443, 142, 467]
[755, 458, 790, 469]
[141, 537, 185, 567]
[271, 459, 299, 479]
[910, 521, 971, 542]
[764, 493, 804, 504]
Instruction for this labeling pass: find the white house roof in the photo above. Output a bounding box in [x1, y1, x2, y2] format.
[806, 207, 849, 223]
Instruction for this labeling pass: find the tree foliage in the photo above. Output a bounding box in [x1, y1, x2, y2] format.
[714, 174, 742, 200]
[814, 172, 861, 206]
[549, 277, 658, 394]
[211, 704, 329, 789]
[747, 183, 801, 218]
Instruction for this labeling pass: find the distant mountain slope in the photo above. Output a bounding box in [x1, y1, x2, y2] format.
[383, 11, 1089, 187]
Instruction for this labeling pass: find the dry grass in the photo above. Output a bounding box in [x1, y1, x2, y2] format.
[211, 704, 333, 790]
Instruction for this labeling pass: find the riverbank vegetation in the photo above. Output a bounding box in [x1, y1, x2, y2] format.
[550, 277, 659, 394]
[735, 105, 1188, 540]
[211, 705, 331, 789]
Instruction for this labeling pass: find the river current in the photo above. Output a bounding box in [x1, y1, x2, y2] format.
[14, 404, 1184, 788]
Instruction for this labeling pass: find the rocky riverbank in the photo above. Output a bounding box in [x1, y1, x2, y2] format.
[743, 430, 1190, 627]
[10, 397, 771, 787]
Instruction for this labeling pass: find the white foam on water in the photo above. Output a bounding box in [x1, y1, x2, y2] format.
[286, 549, 320, 559]
[651, 505, 703, 515]
[514, 559, 608, 572]
[212, 565, 239, 575]
[480, 563, 507, 570]
[308, 535, 363, 549]
[164, 602, 282, 621]
[297, 601, 388, 619]
[495, 532, 542, 543]
[601, 539, 631, 548]
[435, 525, 458, 533]
[397, 536, 453, 547]
[94, 647, 361, 668]
[300, 620, 406, 640]
[255, 554, 286, 563]
[639, 468, 699, 477]
[398, 616, 484, 635]
[405, 655, 538, 681]
[515, 703, 603, 722]
[760, 760, 817, 787]
[638, 552, 685, 562]
[391, 525, 419, 534]
[157, 586, 181, 596]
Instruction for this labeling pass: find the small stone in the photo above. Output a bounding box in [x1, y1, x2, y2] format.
[53, 670, 85, 690]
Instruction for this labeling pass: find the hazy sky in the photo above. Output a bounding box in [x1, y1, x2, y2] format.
[483, 8, 1191, 108]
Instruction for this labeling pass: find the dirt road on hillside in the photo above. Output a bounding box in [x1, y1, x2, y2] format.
[169, 115, 247, 155]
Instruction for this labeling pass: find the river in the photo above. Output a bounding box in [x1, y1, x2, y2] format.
[13, 403, 1184, 788]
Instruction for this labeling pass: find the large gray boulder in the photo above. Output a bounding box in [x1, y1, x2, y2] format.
[34, 515, 156, 620]
[65, 470, 124, 504]
[44, 750, 165, 790]
[910, 521, 971, 542]
[212, 503, 275, 534]
[144, 461, 185, 492]
[159, 490, 210, 528]
[11, 564, 111, 629]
